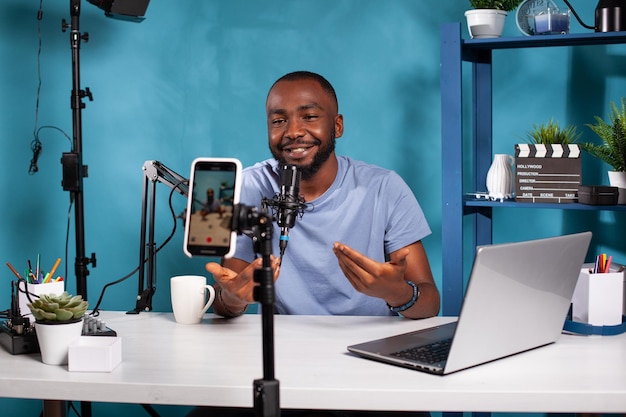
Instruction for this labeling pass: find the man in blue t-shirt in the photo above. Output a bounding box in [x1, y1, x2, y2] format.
[206, 71, 440, 321]
[199, 188, 224, 219]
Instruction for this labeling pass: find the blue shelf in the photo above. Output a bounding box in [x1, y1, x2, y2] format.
[440, 22, 626, 316]
[464, 198, 626, 211]
[463, 30, 626, 50]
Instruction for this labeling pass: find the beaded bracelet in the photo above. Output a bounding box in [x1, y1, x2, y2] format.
[387, 280, 420, 313]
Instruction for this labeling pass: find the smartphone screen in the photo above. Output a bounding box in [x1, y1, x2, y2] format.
[183, 157, 242, 258]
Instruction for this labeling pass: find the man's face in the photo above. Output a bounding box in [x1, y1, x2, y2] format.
[266, 79, 343, 180]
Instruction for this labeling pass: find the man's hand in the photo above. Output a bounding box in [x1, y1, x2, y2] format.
[332, 241, 440, 319]
[205, 256, 281, 305]
[332, 242, 409, 303]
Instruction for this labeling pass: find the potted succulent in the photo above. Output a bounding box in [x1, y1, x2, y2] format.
[580, 98, 626, 203]
[466, 0, 525, 38]
[27, 291, 88, 365]
[515, 119, 582, 204]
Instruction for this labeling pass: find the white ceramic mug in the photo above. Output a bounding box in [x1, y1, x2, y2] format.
[170, 275, 216, 324]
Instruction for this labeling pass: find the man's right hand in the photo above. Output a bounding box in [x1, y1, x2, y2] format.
[206, 256, 280, 305]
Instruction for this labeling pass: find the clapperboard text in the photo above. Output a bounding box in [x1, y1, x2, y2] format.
[514, 144, 582, 204]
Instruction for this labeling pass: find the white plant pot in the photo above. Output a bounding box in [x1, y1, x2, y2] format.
[35, 320, 83, 365]
[465, 9, 508, 39]
[608, 170, 626, 204]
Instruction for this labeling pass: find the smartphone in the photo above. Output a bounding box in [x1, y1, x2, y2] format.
[183, 157, 242, 258]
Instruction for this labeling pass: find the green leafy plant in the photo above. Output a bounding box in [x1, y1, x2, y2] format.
[580, 98, 626, 172]
[526, 118, 581, 145]
[468, 0, 524, 11]
[27, 291, 88, 323]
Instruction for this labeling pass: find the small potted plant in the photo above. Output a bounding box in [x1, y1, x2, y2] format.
[466, 0, 525, 38]
[525, 118, 581, 144]
[515, 118, 582, 204]
[580, 97, 626, 203]
[27, 291, 88, 365]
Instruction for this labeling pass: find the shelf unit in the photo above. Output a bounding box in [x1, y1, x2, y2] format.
[440, 22, 626, 316]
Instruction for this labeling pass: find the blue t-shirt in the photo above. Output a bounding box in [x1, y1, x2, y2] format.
[233, 156, 431, 316]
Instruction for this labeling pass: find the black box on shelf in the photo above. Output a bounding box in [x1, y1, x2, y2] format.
[514, 144, 582, 203]
[578, 185, 619, 205]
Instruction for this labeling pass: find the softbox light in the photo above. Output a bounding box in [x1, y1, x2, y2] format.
[87, 0, 150, 22]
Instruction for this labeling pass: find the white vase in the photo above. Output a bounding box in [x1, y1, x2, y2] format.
[608, 170, 626, 204]
[486, 154, 514, 201]
[465, 9, 508, 39]
[35, 320, 83, 365]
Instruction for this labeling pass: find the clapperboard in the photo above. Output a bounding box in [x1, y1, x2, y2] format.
[515, 144, 582, 203]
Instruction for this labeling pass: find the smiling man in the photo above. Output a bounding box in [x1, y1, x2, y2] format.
[206, 71, 440, 321]
[192, 73, 439, 416]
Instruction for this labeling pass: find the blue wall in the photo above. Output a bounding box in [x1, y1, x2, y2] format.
[1, 1, 623, 416]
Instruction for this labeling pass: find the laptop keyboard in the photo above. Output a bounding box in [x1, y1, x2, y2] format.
[390, 338, 452, 364]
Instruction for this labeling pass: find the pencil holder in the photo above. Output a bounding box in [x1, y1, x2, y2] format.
[572, 263, 624, 326]
[18, 281, 65, 320]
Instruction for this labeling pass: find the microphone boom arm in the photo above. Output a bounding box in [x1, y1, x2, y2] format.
[128, 160, 188, 314]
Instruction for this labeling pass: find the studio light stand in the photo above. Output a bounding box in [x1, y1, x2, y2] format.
[59, 0, 151, 302]
[129, 160, 188, 314]
[54, 2, 149, 416]
[60, 0, 94, 301]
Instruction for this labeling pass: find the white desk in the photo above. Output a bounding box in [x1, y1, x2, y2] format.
[1, 312, 625, 413]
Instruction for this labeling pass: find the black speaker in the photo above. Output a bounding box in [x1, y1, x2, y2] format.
[87, 0, 150, 22]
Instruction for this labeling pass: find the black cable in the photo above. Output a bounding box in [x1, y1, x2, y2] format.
[562, 0, 595, 30]
[68, 401, 80, 417]
[37, 125, 72, 144]
[15, 278, 36, 305]
[140, 404, 161, 417]
[89, 180, 187, 316]
[66, 197, 73, 281]
[29, 1, 72, 175]
[29, 0, 44, 175]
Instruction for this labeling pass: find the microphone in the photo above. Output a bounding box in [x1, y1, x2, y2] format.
[264, 164, 306, 260]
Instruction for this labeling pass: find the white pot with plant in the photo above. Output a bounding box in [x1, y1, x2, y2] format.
[465, 0, 525, 38]
[581, 98, 626, 204]
[514, 118, 582, 203]
[27, 291, 88, 365]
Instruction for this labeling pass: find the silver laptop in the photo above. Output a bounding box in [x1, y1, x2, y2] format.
[348, 231, 592, 375]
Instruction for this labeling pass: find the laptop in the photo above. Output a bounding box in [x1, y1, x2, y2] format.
[347, 231, 592, 375]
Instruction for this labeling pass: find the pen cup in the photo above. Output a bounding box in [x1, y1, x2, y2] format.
[18, 281, 65, 320]
[572, 263, 625, 326]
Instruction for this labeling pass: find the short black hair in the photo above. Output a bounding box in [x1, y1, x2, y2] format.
[270, 71, 338, 109]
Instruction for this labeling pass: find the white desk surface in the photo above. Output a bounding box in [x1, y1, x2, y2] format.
[1, 311, 625, 413]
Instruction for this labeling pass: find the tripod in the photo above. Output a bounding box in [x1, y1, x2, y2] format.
[232, 205, 280, 417]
